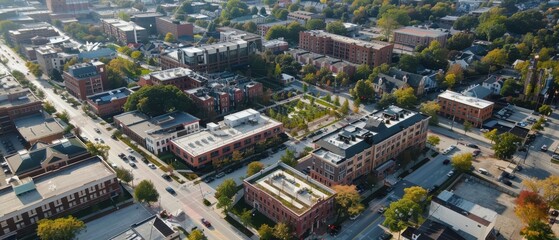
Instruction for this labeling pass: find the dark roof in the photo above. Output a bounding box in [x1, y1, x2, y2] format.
[387, 68, 424, 87]
[463, 85, 492, 99]
[463, 45, 487, 56]
[373, 74, 404, 93]
[401, 219, 466, 240]
[67, 63, 98, 79]
[153, 217, 175, 237]
[483, 75, 499, 84]
[365, 112, 428, 144]
[78, 48, 117, 60]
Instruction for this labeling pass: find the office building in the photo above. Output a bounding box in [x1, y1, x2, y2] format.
[9, 25, 59, 45]
[309, 106, 429, 186]
[114, 111, 200, 155]
[299, 30, 393, 67]
[243, 162, 336, 238]
[14, 113, 65, 147]
[101, 19, 147, 44]
[138, 67, 207, 90]
[45, 0, 89, 14]
[287, 11, 324, 24]
[63, 61, 108, 100]
[0, 156, 121, 239]
[393, 27, 448, 48]
[217, 27, 263, 52]
[170, 109, 283, 168]
[35, 46, 76, 75]
[437, 90, 494, 127]
[86, 87, 134, 117]
[155, 17, 194, 38]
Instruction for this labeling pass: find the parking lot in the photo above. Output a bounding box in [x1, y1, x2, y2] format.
[0, 132, 25, 156]
[76, 203, 152, 240]
[451, 177, 521, 240]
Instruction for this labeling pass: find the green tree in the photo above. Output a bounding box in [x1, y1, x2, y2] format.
[273, 222, 292, 240]
[393, 87, 417, 109]
[483, 129, 498, 143]
[306, 19, 326, 30]
[124, 85, 196, 117]
[240, 208, 252, 227]
[246, 162, 264, 177]
[286, 22, 306, 43]
[56, 110, 70, 123]
[398, 55, 419, 73]
[353, 64, 372, 82]
[164, 32, 176, 42]
[43, 101, 56, 114]
[49, 69, 63, 82]
[377, 15, 400, 40]
[403, 186, 427, 203]
[538, 105, 552, 115]
[444, 74, 456, 89]
[376, 93, 397, 109]
[505, 10, 545, 34]
[326, 21, 347, 36]
[447, 32, 475, 51]
[302, 84, 308, 92]
[216, 195, 233, 213]
[419, 40, 448, 70]
[482, 48, 507, 70]
[334, 95, 340, 106]
[265, 25, 289, 40]
[500, 78, 523, 96]
[114, 167, 134, 184]
[130, 51, 143, 62]
[85, 142, 110, 160]
[451, 153, 473, 172]
[340, 98, 350, 115]
[280, 149, 297, 167]
[383, 198, 421, 237]
[258, 224, 274, 240]
[350, 79, 375, 103]
[260, 7, 267, 16]
[118, 11, 130, 21]
[134, 180, 159, 205]
[492, 132, 520, 160]
[463, 121, 473, 134]
[215, 179, 237, 199]
[520, 221, 555, 240]
[426, 135, 440, 149]
[188, 229, 206, 240]
[37, 216, 85, 240]
[332, 185, 365, 218]
[232, 150, 243, 161]
[420, 101, 441, 124]
[243, 21, 257, 33]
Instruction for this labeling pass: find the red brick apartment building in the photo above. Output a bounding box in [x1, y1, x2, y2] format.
[156, 17, 194, 38]
[243, 162, 336, 238]
[309, 106, 430, 187]
[170, 109, 283, 168]
[185, 81, 263, 117]
[393, 27, 448, 48]
[299, 30, 393, 67]
[437, 90, 494, 127]
[63, 61, 108, 100]
[138, 67, 206, 90]
[86, 87, 133, 117]
[0, 156, 121, 239]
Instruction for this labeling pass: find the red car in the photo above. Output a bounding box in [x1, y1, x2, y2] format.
[201, 218, 212, 228]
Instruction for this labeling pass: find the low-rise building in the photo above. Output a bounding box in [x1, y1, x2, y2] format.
[138, 67, 207, 90]
[170, 109, 283, 168]
[217, 27, 263, 52]
[288, 11, 324, 24]
[8, 25, 59, 45]
[110, 216, 180, 240]
[401, 219, 465, 240]
[287, 49, 358, 76]
[309, 106, 429, 187]
[101, 18, 147, 44]
[263, 38, 289, 54]
[131, 12, 163, 35]
[243, 162, 336, 238]
[155, 17, 194, 39]
[429, 190, 497, 240]
[437, 90, 494, 127]
[393, 27, 448, 48]
[0, 156, 121, 239]
[35, 46, 76, 75]
[372, 68, 439, 96]
[114, 111, 200, 155]
[14, 113, 65, 147]
[63, 61, 108, 100]
[86, 87, 134, 117]
[0, 78, 43, 137]
[46, 0, 89, 15]
[482, 75, 504, 95]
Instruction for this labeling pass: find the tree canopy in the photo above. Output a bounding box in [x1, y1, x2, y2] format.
[37, 216, 85, 240]
[86, 142, 110, 160]
[451, 152, 473, 172]
[426, 135, 440, 149]
[420, 101, 440, 124]
[124, 85, 196, 117]
[215, 179, 237, 199]
[326, 21, 348, 36]
[134, 180, 159, 205]
[332, 185, 365, 218]
[350, 79, 375, 103]
[393, 87, 417, 109]
[246, 162, 264, 177]
[492, 132, 520, 160]
[280, 149, 297, 167]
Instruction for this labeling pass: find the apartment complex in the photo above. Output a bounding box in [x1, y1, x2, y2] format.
[437, 90, 494, 127]
[287, 11, 324, 24]
[86, 87, 134, 117]
[310, 106, 429, 186]
[430, 190, 497, 240]
[287, 49, 358, 76]
[170, 109, 283, 168]
[35, 46, 75, 75]
[138, 67, 207, 90]
[114, 111, 200, 155]
[101, 19, 147, 44]
[217, 27, 263, 52]
[45, 0, 89, 14]
[243, 162, 336, 238]
[0, 156, 121, 239]
[393, 27, 448, 48]
[299, 30, 393, 67]
[155, 17, 194, 38]
[63, 61, 108, 100]
[0, 77, 43, 137]
[8, 25, 59, 45]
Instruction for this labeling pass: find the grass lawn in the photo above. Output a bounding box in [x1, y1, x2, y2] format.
[231, 200, 276, 229]
[158, 153, 190, 170]
[225, 215, 254, 237]
[140, 69, 151, 75]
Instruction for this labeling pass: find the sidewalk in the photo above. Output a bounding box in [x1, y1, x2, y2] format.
[433, 118, 492, 145]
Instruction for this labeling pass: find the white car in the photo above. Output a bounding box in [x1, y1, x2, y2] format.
[447, 170, 455, 177]
[147, 163, 156, 169]
[127, 147, 134, 153]
[349, 213, 361, 220]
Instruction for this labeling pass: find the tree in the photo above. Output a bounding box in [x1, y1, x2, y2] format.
[538, 105, 552, 116]
[520, 221, 555, 240]
[280, 149, 297, 167]
[63, 57, 78, 71]
[85, 142, 110, 160]
[453, 15, 479, 30]
[326, 21, 347, 36]
[332, 185, 364, 218]
[242, 21, 257, 33]
[124, 85, 196, 117]
[216, 195, 233, 213]
[340, 98, 350, 115]
[383, 198, 421, 236]
[492, 132, 520, 160]
[419, 41, 448, 70]
[523, 176, 559, 209]
[505, 10, 545, 34]
[306, 19, 326, 30]
[426, 135, 440, 150]
[286, 22, 306, 43]
[49, 69, 63, 82]
[273, 222, 292, 240]
[232, 150, 243, 161]
[393, 87, 417, 109]
[43, 101, 56, 114]
[420, 101, 441, 124]
[376, 93, 397, 109]
[240, 208, 252, 227]
[444, 74, 456, 89]
[515, 190, 549, 224]
[258, 224, 274, 240]
[447, 32, 475, 51]
[247, 162, 264, 177]
[302, 84, 308, 93]
[130, 51, 143, 62]
[350, 79, 375, 103]
[118, 11, 130, 21]
[26, 62, 43, 77]
[134, 180, 159, 205]
[260, 7, 267, 16]
[451, 153, 473, 172]
[37, 216, 85, 240]
[482, 48, 507, 69]
[500, 78, 522, 96]
[164, 32, 175, 42]
[215, 179, 237, 199]
[463, 121, 473, 134]
[398, 55, 419, 73]
[188, 229, 206, 240]
[114, 167, 134, 184]
[531, 118, 544, 131]
[403, 186, 427, 203]
[353, 64, 372, 82]
[377, 15, 400, 40]
[483, 129, 498, 143]
[265, 25, 288, 40]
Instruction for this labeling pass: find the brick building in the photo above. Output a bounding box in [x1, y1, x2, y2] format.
[86, 87, 134, 117]
[0, 78, 43, 137]
[45, 0, 89, 14]
[114, 111, 200, 155]
[309, 106, 430, 187]
[243, 162, 336, 238]
[0, 156, 121, 239]
[170, 109, 283, 168]
[63, 61, 108, 100]
[14, 112, 65, 148]
[8, 26, 59, 45]
[287, 11, 324, 24]
[101, 19, 147, 44]
[35, 46, 75, 76]
[287, 49, 357, 76]
[155, 17, 194, 38]
[138, 67, 207, 90]
[437, 90, 494, 127]
[299, 30, 393, 67]
[393, 27, 448, 48]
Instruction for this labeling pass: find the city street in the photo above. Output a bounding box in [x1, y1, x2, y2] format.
[0, 44, 250, 240]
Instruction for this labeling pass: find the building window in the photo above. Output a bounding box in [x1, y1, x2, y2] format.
[234, 142, 242, 149]
[55, 199, 62, 206]
[211, 151, 219, 157]
[42, 204, 50, 211]
[28, 209, 37, 217]
[68, 193, 75, 201]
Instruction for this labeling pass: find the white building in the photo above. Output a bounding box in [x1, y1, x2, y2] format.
[482, 75, 504, 95]
[430, 190, 497, 240]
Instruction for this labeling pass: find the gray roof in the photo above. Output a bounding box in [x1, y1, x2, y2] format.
[78, 48, 117, 60]
[110, 216, 177, 240]
[462, 85, 492, 99]
[87, 87, 133, 105]
[67, 63, 99, 79]
[401, 219, 466, 240]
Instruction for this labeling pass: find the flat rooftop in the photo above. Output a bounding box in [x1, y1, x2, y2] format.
[172, 111, 281, 157]
[0, 156, 114, 218]
[438, 90, 494, 109]
[0, 87, 40, 109]
[244, 162, 334, 215]
[127, 111, 199, 140]
[111, 216, 177, 240]
[87, 87, 132, 106]
[435, 190, 498, 226]
[304, 30, 392, 50]
[114, 111, 149, 127]
[394, 27, 448, 38]
[14, 113, 64, 142]
[181, 39, 248, 56]
[146, 67, 206, 82]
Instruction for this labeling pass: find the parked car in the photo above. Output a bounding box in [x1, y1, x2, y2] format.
[502, 179, 512, 186]
[204, 177, 214, 183]
[118, 153, 126, 159]
[127, 147, 134, 153]
[541, 145, 548, 152]
[443, 159, 450, 165]
[162, 174, 172, 181]
[94, 128, 101, 133]
[550, 218, 556, 225]
[165, 187, 176, 195]
[378, 232, 393, 240]
[466, 143, 479, 149]
[550, 209, 559, 217]
[201, 218, 212, 228]
[129, 162, 136, 168]
[552, 155, 559, 160]
[473, 150, 481, 157]
[147, 163, 156, 169]
[327, 224, 340, 236]
[224, 168, 233, 174]
[216, 172, 225, 178]
[480, 128, 489, 133]
[377, 206, 386, 214]
[128, 155, 136, 161]
[447, 170, 455, 177]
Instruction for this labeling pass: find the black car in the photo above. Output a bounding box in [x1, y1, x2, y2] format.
[224, 168, 233, 174]
[502, 179, 512, 186]
[443, 159, 450, 165]
[466, 143, 479, 149]
[165, 187, 176, 195]
[204, 177, 214, 183]
[162, 174, 172, 181]
[378, 232, 393, 240]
